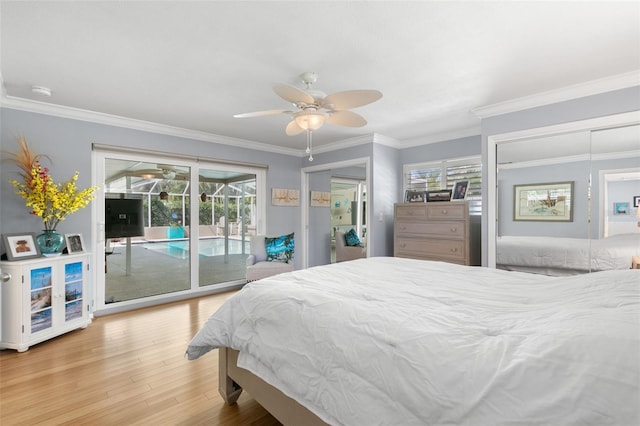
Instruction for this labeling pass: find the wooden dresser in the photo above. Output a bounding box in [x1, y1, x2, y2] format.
[394, 202, 480, 266]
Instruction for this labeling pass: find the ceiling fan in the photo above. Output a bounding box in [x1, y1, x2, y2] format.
[234, 71, 382, 161]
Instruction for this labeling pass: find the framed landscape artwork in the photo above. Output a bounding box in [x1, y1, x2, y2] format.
[513, 181, 574, 222]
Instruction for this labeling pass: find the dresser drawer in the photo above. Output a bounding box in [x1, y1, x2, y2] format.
[427, 203, 466, 220]
[395, 237, 466, 261]
[395, 204, 427, 219]
[395, 221, 465, 239]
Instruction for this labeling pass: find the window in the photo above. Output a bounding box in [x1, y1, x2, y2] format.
[404, 156, 482, 214]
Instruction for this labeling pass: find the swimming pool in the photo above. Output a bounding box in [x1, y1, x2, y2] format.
[142, 238, 250, 259]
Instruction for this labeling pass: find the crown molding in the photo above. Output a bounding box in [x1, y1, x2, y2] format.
[0, 93, 405, 158]
[498, 150, 640, 170]
[472, 71, 640, 119]
[372, 133, 401, 148]
[400, 126, 481, 148]
[0, 94, 302, 157]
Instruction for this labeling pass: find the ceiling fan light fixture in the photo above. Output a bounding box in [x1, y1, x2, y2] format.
[294, 111, 326, 131]
[162, 170, 176, 180]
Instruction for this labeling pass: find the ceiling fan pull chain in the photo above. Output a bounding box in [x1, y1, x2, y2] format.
[307, 130, 314, 162]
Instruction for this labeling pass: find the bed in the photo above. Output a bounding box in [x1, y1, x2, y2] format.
[186, 257, 640, 425]
[496, 233, 640, 275]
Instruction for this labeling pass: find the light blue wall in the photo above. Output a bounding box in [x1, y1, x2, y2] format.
[0, 108, 303, 266]
[481, 86, 640, 265]
[498, 156, 640, 238]
[371, 143, 402, 257]
[400, 135, 481, 164]
[5, 85, 636, 271]
[498, 161, 591, 238]
[308, 170, 332, 267]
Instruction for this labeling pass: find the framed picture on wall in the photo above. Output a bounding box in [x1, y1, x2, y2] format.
[613, 202, 630, 215]
[513, 181, 574, 222]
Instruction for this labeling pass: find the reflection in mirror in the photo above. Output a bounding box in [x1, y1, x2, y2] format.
[495, 124, 640, 276]
[306, 163, 367, 267]
[330, 177, 366, 263]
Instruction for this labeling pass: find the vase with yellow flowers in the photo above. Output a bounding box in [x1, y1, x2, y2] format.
[7, 137, 98, 256]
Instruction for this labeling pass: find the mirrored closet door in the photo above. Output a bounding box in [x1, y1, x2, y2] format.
[493, 120, 639, 276]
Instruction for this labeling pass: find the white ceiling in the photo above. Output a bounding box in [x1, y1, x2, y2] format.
[1, 1, 639, 154]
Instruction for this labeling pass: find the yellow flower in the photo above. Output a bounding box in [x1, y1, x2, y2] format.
[11, 162, 98, 231]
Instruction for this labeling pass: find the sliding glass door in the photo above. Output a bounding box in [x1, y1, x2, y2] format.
[94, 149, 265, 313]
[198, 168, 256, 286]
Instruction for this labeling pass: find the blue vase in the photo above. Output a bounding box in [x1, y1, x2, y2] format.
[36, 230, 65, 256]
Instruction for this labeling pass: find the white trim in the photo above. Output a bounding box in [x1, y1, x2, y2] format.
[473, 71, 640, 119]
[404, 155, 481, 171]
[91, 147, 266, 314]
[599, 168, 640, 239]
[313, 134, 376, 154]
[486, 110, 640, 268]
[1, 94, 301, 156]
[498, 150, 640, 170]
[400, 126, 481, 148]
[300, 157, 371, 269]
[1, 93, 401, 158]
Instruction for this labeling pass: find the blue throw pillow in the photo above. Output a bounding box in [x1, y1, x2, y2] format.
[344, 229, 361, 247]
[265, 232, 295, 262]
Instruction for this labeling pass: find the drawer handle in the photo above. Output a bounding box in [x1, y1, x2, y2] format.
[400, 243, 406, 248]
[441, 209, 448, 214]
[450, 227, 457, 232]
[450, 248, 458, 253]
[400, 226, 406, 231]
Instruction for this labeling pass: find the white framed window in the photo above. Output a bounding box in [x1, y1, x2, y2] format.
[403, 156, 482, 214]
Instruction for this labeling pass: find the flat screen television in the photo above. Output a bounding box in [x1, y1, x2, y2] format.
[105, 198, 144, 238]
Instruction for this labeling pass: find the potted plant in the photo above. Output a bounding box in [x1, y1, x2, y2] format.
[6, 137, 98, 255]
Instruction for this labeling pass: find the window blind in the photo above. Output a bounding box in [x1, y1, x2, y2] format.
[404, 157, 482, 215]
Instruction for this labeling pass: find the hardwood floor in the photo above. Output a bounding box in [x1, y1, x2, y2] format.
[0, 291, 282, 425]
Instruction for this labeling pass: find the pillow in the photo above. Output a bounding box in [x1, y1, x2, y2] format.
[265, 232, 295, 262]
[344, 229, 362, 247]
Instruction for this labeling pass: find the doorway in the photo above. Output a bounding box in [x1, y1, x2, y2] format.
[330, 178, 366, 263]
[300, 157, 370, 268]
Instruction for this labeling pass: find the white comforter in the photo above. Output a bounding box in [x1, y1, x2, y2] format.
[497, 233, 640, 274]
[186, 257, 640, 426]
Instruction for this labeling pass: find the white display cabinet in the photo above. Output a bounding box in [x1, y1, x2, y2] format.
[0, 253, 91, 352]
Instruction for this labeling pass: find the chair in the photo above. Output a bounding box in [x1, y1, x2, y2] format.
[246, 234, 293, 282]
[335, 230, 366, 263]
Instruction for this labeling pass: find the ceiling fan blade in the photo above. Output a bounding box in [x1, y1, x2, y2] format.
[273, 83, 315, 105]
[326, 110, 367, 127]
[285, 120, 305, 136]
[233, 109, 290, 118]
[322, 90, 382, 110]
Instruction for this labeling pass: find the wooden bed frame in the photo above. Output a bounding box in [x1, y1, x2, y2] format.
[218, 347, 328, 425]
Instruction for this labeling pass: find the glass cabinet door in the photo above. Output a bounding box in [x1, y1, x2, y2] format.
[30, 266, 53, 333]
[64, 261, 84, 322]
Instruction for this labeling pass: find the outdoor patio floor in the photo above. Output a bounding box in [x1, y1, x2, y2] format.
[105, 241, 249, 303]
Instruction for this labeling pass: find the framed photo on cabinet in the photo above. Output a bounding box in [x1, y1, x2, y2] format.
[2, 232, 41, 261]
[405, 190, 427, 203]
[65, 233, 85, 254]
[451, 181, 469, 201]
